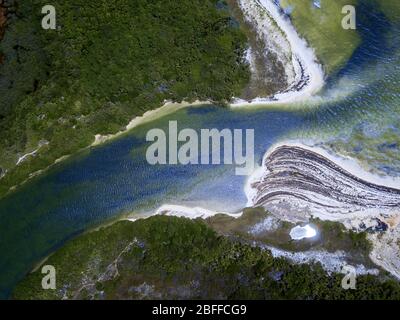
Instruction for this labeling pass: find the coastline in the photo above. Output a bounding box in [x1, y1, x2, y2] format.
[3, 100, 210, 195]
[9, 0, 392, 278]
[244, 140, 400, 279]
[2, 0, 327, 195]
[90, 100, 210, 147]
[89, 0, 329, 147]
[123, 203, 381, 277]
[52, 0, 327, 171]
[154, 204, 242, 220]
[134, 141, 400, 279]
[247, 140, 400, 194]
[5, 0, 400, 300]
[245, 140, 400, 220]
[87, 0, 335, 242]
[231, 0, 325, 107]
[84, 0, 329, 150]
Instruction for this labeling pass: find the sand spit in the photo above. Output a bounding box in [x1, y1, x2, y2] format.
[231, 0, 324, 106]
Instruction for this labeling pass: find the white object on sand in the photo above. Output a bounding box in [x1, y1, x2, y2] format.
[290, 224, 317, 240]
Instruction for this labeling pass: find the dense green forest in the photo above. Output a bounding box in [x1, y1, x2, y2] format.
[0, 0, 250, 197]
[13, 216, 400, 300]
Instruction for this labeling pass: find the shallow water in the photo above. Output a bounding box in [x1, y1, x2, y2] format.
[0, 2, 399, 298]
[0, 106, 307, 297]
[299, 2, 400, 176]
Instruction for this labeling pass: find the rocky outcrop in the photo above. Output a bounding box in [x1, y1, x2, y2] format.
[247, 143, 400, 279]
[248, 145, 400, 219]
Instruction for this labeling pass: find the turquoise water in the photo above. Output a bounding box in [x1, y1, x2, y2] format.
[300, 3, 400, 176]
[0, 2, 399, 298]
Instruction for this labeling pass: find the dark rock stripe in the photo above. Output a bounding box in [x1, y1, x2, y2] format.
[251, 146, 400, 215]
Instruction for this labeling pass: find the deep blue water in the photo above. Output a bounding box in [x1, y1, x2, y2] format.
[0, 2, 399, 298]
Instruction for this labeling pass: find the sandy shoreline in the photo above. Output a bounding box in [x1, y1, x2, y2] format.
[244, 140, 400, 279]
[5, 0, 400, 293]
[247, 140, 400, 195]
[4, 0, 326, 191]
[245, 141, 400, 222]
[90, 0, 327, 148]
[134, 139, 400, 279]
[90, 0, 330, 146]
[91, 100, 210, 147]
[231, 0, 325, 107]
[3, 100, 210, 194]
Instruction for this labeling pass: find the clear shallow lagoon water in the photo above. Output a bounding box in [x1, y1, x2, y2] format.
[0, 2, 399, 298]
